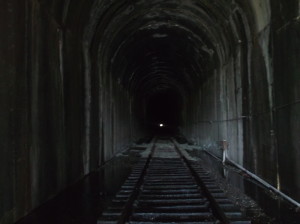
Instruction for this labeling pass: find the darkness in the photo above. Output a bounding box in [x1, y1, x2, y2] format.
[145, 88, 182, 134]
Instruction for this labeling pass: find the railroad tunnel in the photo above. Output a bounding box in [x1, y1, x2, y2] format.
[1, 0, 300, 223]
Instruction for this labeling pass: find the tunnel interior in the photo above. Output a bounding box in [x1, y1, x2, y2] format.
[120, 32, 191, 130]
[1, 0, 300, 223]
[101, 1, 224, 135]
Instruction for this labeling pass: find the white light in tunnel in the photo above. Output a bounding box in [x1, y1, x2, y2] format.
[159, 123, 164, 127]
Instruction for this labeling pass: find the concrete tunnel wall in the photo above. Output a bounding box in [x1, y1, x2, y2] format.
[0, 1, 143, 223]
[0, 0, 300, 223]
[181, 0, 300, 204]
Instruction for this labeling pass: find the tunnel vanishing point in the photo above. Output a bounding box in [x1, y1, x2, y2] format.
[1, 0, 300, 223]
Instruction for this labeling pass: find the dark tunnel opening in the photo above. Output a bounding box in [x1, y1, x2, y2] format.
[144, 88, 183, 135]
[106, 16, 217, 136]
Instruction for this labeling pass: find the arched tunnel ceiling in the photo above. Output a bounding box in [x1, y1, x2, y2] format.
[85, 0, 247, 97]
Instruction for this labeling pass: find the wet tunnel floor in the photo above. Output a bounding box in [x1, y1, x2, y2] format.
[15, 149, 143, 224]
[16, 142, 300, 224]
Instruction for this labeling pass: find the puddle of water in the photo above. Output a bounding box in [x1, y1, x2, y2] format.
[16, 151, 140, 224]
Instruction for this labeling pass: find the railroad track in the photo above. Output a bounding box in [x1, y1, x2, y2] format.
[98, 138, 251, 224]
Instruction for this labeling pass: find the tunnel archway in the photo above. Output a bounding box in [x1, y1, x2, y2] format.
[145, 88, 183, 134]
[2, 1, 300, 223]
[86, 0, 244, 136]
[81, 0, 300, 208]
